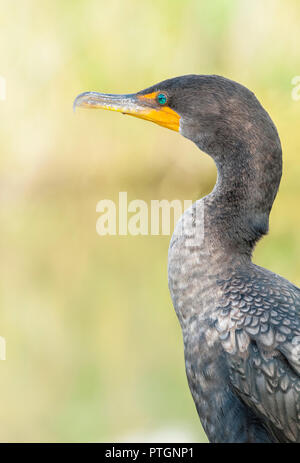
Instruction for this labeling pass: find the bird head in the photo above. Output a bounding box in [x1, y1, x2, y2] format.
[74, 74, 278, 160]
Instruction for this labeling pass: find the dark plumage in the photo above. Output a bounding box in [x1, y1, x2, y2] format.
[74, 75, 300, 443]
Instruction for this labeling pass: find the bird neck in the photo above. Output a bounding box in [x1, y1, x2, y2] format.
[201, 141, 282, 259]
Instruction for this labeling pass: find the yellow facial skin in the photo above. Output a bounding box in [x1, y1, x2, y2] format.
[137, 92, 180, 131]
[74, 90, 180, 132]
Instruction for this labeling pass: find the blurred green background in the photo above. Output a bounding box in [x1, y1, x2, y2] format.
[0, 0, 300, 443]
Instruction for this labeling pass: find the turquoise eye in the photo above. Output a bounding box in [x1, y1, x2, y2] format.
[157, 93, 167, 105]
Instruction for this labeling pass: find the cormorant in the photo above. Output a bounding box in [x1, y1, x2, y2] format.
[74, 75, 300, 443]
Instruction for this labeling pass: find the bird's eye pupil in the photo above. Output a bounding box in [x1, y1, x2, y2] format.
[157, 93, 167, 105]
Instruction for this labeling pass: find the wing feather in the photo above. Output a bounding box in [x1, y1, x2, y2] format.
[216, 265, 300, 442]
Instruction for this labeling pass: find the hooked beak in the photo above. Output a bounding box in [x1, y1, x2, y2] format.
[73, 91, 180, 132]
